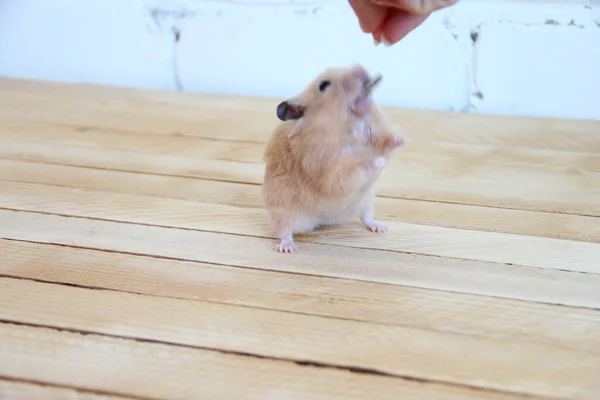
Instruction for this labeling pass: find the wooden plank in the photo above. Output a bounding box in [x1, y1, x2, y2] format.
[0, 159, 261, 208]
[2, 211, 599, 308]
[0, 122, 264, 163]
[3, 120, 599, 170]
[0, 89, 277, 146]
[1, 181, 598, 274]
[0, 380, 132, 400]
[1, 136, 598, 217]
[0, 139, 262, 184]
[2, 239, 599, 350]
[0, 323, 534, 400]
[1, 278, 599, 399]
[1, 77, 599, 154]
[1, 159, 598, 243]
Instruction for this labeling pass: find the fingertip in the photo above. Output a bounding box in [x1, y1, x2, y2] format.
[380, 33, 392, 46]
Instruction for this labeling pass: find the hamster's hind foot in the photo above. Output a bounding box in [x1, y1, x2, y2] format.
[361, 213, 387, 234]
[276, 234, 297, 253]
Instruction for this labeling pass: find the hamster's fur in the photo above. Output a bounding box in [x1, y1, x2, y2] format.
[262, 65, 405, 253]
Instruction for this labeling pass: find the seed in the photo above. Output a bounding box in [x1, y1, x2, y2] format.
[364, 74, 383, 93]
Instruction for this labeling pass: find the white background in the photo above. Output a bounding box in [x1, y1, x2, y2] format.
[1, 0, 599, 120]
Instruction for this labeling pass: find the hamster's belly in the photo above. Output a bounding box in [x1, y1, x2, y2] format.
[315, 192, 366, 225]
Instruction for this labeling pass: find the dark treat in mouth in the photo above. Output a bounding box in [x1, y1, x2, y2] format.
[363, 74, 382, 94]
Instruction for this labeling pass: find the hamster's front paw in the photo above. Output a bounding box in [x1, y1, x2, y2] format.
[384, 134, 405, 150]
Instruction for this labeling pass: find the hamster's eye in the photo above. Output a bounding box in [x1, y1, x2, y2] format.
[318, 80, 331, 92]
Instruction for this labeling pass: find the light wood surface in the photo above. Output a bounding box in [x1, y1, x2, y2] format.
[0, 380, 130, 400]
[0, 77, 599, 400]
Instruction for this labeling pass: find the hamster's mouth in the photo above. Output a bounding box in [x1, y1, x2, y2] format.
[351, 92, 372, 117]
[351, 74, 381, 117]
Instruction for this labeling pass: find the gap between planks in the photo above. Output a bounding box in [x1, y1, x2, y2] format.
[0, 378, 139, 400]
[1, 159, 599, 244]
[2, 239, 599, 351]
[1, 278, 599, 399]
[0, 322, 540, 400]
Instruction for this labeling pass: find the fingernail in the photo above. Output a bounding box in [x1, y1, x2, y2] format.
[373, 36, 381, 46]
[381, 34, 392, 47]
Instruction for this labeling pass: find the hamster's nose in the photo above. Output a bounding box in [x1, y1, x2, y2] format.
[352, 65, 369, 85]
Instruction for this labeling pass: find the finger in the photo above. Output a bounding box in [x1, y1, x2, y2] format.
[348, 0, 388, 33]
[377, 9, 429, 44]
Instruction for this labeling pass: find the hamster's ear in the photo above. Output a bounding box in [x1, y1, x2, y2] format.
[276, 99, 305, 121]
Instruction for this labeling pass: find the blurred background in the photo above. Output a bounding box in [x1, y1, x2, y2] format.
[1, 0, 598, 121]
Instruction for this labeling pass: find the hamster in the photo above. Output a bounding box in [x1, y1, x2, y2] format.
[261, 64, 405, 253]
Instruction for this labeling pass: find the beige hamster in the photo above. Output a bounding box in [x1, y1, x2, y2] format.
[262, 64, 405, 253]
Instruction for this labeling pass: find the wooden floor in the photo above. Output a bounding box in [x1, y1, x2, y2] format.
[0, 77, 599, 400]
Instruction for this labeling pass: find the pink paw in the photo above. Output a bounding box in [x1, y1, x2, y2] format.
[365, 219, 387, 234]
[385, 134, 405, 150]
[276, 240, 297, 253]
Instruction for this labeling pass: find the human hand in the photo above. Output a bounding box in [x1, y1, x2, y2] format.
[349, 0, 458, 45]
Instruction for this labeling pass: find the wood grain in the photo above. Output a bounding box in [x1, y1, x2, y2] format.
[2, 211, 599, 308]
[1, 159, 598, 243]
[1, 278, 598, 399]
[1, 181, 598, 274]
[2, 239, 599, 350]
[0, 323, 534, 400]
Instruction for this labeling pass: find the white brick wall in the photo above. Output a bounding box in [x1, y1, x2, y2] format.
[0, 0, 598, 120]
